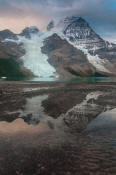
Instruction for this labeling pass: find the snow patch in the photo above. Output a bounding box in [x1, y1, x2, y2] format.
[76, 45, 110, 73]
[2, 39, 18, 43]
[62, 36, 111, 73]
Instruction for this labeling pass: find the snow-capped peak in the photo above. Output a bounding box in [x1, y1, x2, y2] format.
[47, 16, 106, 50]
[46, 16, 114, 74]
[58, 16, 89, 29]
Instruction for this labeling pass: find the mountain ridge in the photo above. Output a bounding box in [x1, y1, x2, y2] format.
[0, 16, 116, 79]
[47, 16, 115, 51]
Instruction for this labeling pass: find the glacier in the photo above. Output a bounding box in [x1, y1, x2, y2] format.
[18, 33, 56, 78]
[4, 32, 56, 78]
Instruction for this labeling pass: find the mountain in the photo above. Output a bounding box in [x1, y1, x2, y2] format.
[0, 17, 116, 79]
[48, 17, 114, 51]
[0, 29, 18, 41]
[46, 16, 116, 77]
[54, 16, 116, 66]
[0, 29, 34, 79]
[0, 26, 55, 79]
[42, 34, 97, 77]
[42, 34, 115, 77]
[19, 26, 40, 39]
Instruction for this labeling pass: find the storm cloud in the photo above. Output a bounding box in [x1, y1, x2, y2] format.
[0, 0, 116, 42]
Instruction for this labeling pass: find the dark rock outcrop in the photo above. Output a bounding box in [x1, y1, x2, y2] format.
[19, 26, 39, 39]
[47, 21, 55, 31]
[0, 29, 18, 41]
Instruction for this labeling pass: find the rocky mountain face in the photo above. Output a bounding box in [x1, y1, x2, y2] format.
[42, 34, 116, 77]
[46, 16, 116, 77]
[60, 17, 107, 50]
[47, 21, 55, 31]
[48, 17, 115, 51]
[42, 34, 97, 77]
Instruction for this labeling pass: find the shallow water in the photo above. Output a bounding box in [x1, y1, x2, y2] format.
[6, 94, 51, 125]
[86, 108, 116, 133]
[2, 76, 116, 82]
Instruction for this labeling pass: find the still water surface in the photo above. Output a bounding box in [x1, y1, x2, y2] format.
[2, 76, 116, 82]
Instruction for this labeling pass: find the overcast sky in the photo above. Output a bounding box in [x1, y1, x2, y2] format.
[0, 0, 116, 42]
